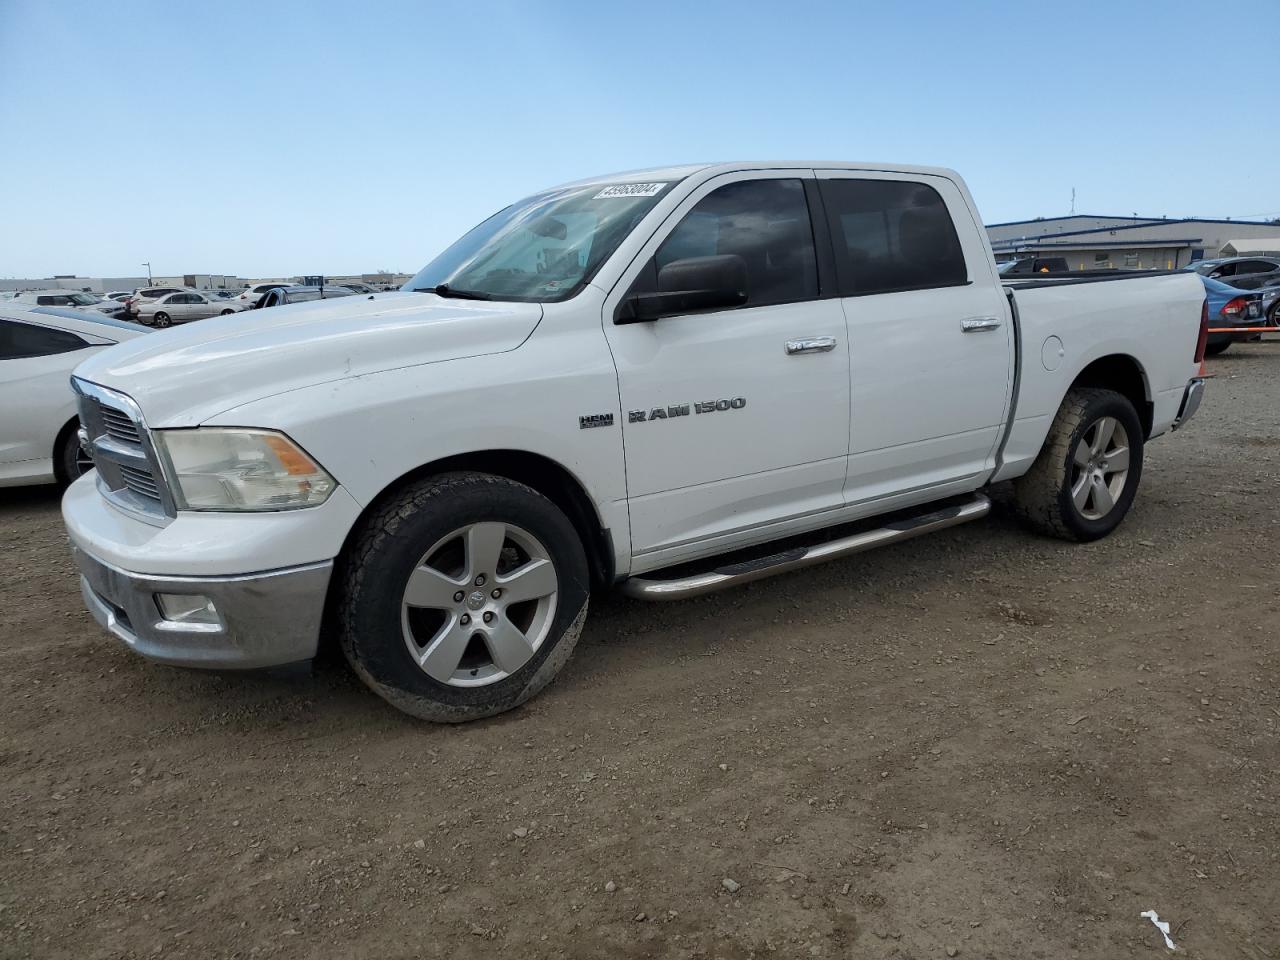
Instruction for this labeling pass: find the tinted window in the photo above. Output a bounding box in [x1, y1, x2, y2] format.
[819, 179, 967, 296]
[36, 295, 73, 306]
[0, 319, 89, 359]
[651, 179, 817, 308]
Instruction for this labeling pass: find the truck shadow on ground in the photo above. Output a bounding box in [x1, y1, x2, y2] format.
[142, 499, 1039, 734]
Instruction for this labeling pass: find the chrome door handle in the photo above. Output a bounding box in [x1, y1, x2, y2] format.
[785, 336, 837, 355]
[961, 317, 1002, 332]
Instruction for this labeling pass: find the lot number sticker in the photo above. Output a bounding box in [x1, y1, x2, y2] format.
[594, 182, 667, 199]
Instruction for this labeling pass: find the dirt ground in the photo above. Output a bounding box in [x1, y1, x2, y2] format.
[2, 343, 1278, 960]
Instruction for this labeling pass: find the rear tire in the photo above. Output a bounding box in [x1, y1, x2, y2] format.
[1204, 340, 1232, 356]
[153, 312, 171, 328]
[1013, 387, 1144, 542]
[338, 472, 590, 722]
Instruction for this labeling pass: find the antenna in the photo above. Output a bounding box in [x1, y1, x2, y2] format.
[1070, 187, 1076, 215]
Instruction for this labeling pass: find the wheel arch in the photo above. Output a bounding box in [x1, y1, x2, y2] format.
[1067, 353, 1153, 437]
[337, 450, 615, 590]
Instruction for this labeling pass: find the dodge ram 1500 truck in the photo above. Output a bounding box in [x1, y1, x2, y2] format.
[63, 162, 1209, 722]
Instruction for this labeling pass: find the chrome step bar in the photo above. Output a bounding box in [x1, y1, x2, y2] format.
[619, 494, 991, 601]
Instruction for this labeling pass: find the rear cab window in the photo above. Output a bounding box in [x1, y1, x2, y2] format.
[817, 177, 969, 296]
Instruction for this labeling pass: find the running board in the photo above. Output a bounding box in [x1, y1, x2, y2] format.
[619, 494, 991, 601]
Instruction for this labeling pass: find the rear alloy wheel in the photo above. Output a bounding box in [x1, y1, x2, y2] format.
[1013, 387, 1144, 541]
[153, 312, 171, 328]
[339, 472, 589, 722]
[1068, 416, 1130, 521]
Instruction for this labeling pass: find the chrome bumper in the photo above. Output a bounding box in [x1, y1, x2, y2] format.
[72, 546, 332, 669]
[1173, 377, 1205, 430]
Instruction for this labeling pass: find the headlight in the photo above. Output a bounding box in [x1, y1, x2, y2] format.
[153, 429, 335, 511]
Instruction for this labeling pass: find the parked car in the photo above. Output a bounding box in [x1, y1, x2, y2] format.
[253, 285, 358, 309]
[12, 289, 127, 319]
[125, 286, 192, 318]
[64, 160, 1206, 723]
[1249, 277, 1280, 327]
[997, 256, 1071, 275]
[1187, 256, 1280, 283]
[1199, 275, 1264, 355]
[0, 305, 146, 487]
[102, 291, 135, 303]
[136, 290, 245, 327]
[234, 282, 293, 309]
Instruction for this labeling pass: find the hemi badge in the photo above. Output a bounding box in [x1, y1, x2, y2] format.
[579, 413, 615, 429]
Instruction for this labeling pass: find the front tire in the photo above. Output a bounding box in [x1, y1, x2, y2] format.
[1204, 339, 1232, 356]
[338, 472, 590, 722]
[220, 309, 235, 316]
[55, 424, 93, 484]
[1013, 388, 1144, 542]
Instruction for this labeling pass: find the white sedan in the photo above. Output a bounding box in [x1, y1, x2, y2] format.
[136, 291, 245, 327]
[0, 306, 147, 487]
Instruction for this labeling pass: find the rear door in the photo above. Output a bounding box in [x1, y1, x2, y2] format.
[602, 172, 851, 563]
[815, 171, 1013, 507]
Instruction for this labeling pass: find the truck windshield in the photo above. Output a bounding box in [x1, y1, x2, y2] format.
[405, 180, 678, 303]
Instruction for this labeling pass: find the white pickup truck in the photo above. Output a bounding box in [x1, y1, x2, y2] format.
[63, 162, 1208, 722]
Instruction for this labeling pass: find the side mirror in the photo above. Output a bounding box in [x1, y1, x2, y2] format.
[618, 254, 749, 322]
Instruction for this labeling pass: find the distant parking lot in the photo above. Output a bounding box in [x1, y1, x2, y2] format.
[2, 341, 1277, 958]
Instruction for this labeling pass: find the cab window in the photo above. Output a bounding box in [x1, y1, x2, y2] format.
[637, 179, 819, 310]
[819, 178, 968, 296]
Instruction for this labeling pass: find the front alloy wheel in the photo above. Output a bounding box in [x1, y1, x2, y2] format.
[338, 471, 590, 722]
[402, 521, 559, 687]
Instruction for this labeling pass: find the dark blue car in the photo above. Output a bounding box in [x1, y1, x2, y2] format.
[1198, 275, 1264, 356]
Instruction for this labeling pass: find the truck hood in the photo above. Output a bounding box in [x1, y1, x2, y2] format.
[73, 292, 543, 427]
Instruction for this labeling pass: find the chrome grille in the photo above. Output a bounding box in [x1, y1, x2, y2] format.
[99, 405, 141, 445]
[118, 463, 161, 502]
[73, 378, 174, 522]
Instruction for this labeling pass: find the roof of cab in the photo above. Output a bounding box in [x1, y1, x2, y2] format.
[553, 161, 962, 190]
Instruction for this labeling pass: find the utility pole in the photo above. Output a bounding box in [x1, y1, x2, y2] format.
[142, 261, 152, 284]
[1070, 187, 1076, 215]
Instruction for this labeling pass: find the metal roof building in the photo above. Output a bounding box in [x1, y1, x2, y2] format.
[986, 215, 1280, 270]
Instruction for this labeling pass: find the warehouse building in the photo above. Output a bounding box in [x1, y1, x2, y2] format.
[987, 215, 1280, 270]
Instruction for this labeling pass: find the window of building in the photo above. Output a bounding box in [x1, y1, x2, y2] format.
[0, 319, 89, 359]
[818, 178, 967, 296]
[646, 178, 819, 309]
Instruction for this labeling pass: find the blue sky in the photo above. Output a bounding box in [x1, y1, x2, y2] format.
[2, 0, 1277, 279]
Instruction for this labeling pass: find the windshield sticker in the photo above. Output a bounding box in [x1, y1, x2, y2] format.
[593, 182, 667, 199]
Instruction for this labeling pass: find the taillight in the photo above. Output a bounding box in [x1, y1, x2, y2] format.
[1221, 297, 1248, 317]
[1194, 298, 1209, 363]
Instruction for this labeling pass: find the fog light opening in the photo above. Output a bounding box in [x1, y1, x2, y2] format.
[155, 593, 220, 626]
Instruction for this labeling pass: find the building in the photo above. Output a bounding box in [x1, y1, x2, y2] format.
[987, 215, 1280, 270]
[0, 275, 150, 294]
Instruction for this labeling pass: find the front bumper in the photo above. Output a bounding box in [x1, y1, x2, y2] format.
[72, 545, 332, 669]
[1173, 377, 1205, 430]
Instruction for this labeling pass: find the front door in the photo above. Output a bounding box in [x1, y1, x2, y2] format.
[815, 171, 1014, 507]
[603, 173, 851, 564]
